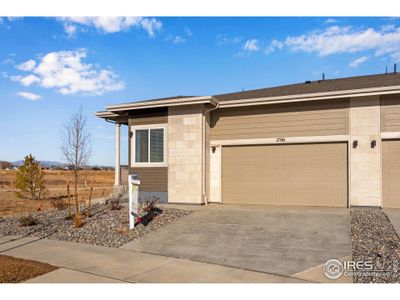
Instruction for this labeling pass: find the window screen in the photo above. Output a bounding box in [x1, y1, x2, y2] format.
[150, 129, 164, 162]
[135, 129, 148, 163]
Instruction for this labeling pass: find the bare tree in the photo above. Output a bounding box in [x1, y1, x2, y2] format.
[61, 107, 92, 219]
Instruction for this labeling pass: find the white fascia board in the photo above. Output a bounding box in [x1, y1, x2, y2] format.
[95, 111, 119, 118]
[106, 96, 214, 112]
[381, 132, 400, 139]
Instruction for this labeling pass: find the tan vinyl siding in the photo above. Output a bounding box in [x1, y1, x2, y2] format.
[128, 109, 167, 126]
[383, 140, 400, 208]
[222, 142, 348, 207]
[211, 99, 349, 140]
[381, 94, 400, 132]
[130, 167, 168, 192]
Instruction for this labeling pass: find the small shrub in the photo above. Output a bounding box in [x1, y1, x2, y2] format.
[116, 227, 128, 235]
[73, 214, 84, 228]
[64, 215, 73, 221]
[19, 215, 38, 227]
[109, 199, 121, 210]
[138, 196, 161, 226]
[139, 196, 160, 214]
[50, 197, 67, 210]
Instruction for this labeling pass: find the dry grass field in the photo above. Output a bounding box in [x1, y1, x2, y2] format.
[0, 170, 114, 217]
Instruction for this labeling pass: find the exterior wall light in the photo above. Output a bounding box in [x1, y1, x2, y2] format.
[371, 140, 377, 148]
[353, 140, 358, 149]
[211, 146, 216, 153]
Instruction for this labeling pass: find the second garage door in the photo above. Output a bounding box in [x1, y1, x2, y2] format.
[222, 142, 348, 207]
[383, 140, 400, 208]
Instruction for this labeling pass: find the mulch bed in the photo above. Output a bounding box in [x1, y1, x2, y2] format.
[0, 204, 191, 248]
[0, 255, 57, 283]
[351, 207, 400, 283]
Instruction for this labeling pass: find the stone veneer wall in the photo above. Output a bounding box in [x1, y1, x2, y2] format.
[349, 95, 382, 206]
[168, 105, 204, 203]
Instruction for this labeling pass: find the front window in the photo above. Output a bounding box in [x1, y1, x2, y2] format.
[134, 127, 165, 164]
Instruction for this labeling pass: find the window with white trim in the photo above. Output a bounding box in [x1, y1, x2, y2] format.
[132, 125, 167, 166]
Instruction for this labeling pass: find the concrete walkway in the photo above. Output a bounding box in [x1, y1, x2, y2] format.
[0, 236, 306, 283]
[384, 208, 400, 237]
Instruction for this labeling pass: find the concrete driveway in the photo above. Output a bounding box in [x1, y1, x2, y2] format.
[121, 204, 352, 281]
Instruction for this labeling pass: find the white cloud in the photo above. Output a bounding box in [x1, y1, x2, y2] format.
[243, 39, 260, 52]
[184, 28, 192, 37]
[1, 58, 15, 65]
[173, 36, 186, 44]
[58, 17, 162, 37]
[325, 18, 337, 24]
[64, 24, 77, 38]
[284, 25, 400, 60]
[165, 34, 186, 44]
[349, 56, 369, 68]
[265, 39, 283, 54]
[16, 59, 36, 71]
[216, 35, 242, 46]
[11, 49, 124, 96]
[19, 74, 41, 86]
[17, 91, 41, 101]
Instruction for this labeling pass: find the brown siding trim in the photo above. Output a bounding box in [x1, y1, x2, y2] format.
[381, 94, 400, 132]
[211, 99, 349, 140]
[128, 108, 168, 126]
[129, 167, 168, 192]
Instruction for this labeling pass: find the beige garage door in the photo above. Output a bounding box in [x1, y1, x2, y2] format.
[222, 143, 348, 207]
[383, 140, 400, 208]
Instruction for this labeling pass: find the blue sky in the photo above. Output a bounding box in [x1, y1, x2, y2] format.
[1, 17, 400, 165]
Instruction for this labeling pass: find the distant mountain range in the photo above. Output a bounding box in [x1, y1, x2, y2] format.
[12, 160, 66, 167]
[8, 160, 114, 169]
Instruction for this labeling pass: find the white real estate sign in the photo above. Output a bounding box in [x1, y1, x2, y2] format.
[128, 174, 140, 229]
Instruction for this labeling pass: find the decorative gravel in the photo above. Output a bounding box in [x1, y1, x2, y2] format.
[0, 204, 191, 248]
[351, 208, 400, 283]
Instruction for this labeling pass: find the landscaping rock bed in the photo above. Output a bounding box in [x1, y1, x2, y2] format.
[0, 204, 191, 248]
[351, 208, 400, 283]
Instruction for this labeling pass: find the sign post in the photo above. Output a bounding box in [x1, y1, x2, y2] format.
[128, 173, 140, 229]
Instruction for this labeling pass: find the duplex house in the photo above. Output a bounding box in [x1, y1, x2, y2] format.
[96, 72, 400, 208]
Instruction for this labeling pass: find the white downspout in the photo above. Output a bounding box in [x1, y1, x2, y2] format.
[202, 101, 220, 205]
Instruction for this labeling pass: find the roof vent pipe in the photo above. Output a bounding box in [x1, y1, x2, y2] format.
[395, 63, 397, 74]
[385, 66, 388, 74]
[322, 73, 325, 80]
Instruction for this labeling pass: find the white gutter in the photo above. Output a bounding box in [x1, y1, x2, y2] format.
[217, 85, 400, 108]
[106, 96, 215, 112]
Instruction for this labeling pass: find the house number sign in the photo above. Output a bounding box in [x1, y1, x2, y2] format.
[276, 137, 286, 143]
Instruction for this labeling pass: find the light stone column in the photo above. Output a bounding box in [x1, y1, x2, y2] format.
[168, 105, 203, 203]
[349, 96, 382, 207]
[115, 123, 121, 186]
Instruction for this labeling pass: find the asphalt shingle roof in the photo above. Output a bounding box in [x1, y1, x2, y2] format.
[214, 73, 400, 102]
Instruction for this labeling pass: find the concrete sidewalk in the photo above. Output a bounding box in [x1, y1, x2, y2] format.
[384, 209, 400, 237]
[0, 236, 306, 283]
